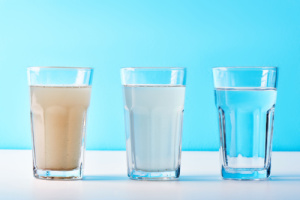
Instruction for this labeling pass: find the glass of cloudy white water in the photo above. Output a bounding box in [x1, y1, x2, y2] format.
[121, 67, 186, 180]
[27, 67, 93, 180]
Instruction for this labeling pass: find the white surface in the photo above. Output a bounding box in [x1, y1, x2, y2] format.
[0, 150, 299, 200]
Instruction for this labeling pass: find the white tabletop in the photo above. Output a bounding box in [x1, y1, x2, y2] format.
[0, 150, 299, 200]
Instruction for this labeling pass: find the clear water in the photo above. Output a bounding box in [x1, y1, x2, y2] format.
[123, 85, 185, 173]
[215, 87, 277, 169]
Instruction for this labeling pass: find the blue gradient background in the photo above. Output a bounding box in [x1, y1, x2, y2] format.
[0, 0, 299, 150]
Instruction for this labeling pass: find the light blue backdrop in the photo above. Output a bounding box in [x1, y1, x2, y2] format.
[0, 0, 299, 151]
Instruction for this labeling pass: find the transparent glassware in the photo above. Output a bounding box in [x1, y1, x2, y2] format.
[121, 67, 186, 180]
[27, 67, 93, 180]
[213, 67, 277, 180]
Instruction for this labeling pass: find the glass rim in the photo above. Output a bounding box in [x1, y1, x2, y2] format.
[212, 66, 277, 70]
[121, 67, 186, 70]
[28, 66, 94, 71]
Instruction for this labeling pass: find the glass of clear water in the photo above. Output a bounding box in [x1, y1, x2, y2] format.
[121, 67, 186, 180]
[28, 67, 93, 180]
[213, 67, 277, 180]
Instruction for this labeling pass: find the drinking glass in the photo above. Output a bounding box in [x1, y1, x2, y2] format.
[213, 67, 277, 180]
[121, 67, 186, 180]
[27, 67, 93, 180]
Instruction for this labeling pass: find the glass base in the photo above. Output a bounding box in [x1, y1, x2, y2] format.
[33, 167, 83, 180]
[129, 168, 180, 180]
[222, 166, 270, 180]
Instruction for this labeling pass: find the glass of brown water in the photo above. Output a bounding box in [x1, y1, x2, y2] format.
[27, 67, 93, 180]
